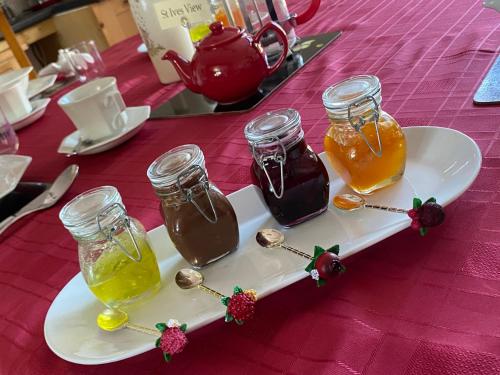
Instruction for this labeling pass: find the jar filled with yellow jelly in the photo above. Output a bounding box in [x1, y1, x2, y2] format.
[59, 186, 161, 310]
[322, 75, 406, 194]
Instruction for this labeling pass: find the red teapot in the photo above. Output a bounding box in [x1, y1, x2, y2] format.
[163, 21, 288, 104]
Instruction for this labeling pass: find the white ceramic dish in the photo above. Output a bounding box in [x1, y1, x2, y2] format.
[0, 67, 32, 92]
[28, 74, 57, 99]
[57, 106, 150, 155]
[44, 126, 482, 365]
[12, 98, 51, 131]
[0, 155, 32, 200]
[0, 67, 33, 123]
[58, 77, 129, 141]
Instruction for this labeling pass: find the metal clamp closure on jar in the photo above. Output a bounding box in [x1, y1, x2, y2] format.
[96, 202, 142, 262]
[251, 136, 287, 199]
[347, 95, 383, 158]
[175, 165, 218, 224]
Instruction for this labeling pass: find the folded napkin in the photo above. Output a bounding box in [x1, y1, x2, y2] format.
[39, 49, 95, 78]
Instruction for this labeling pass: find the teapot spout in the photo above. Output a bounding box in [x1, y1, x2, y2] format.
[163, 50, 200, 93]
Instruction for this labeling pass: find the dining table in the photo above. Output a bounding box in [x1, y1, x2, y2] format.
[1, 0, 499, 374]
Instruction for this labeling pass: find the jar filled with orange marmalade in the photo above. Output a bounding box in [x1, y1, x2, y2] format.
[322, 75, 406, 194]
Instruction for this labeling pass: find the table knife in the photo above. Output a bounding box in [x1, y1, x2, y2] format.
[0, 164, 79, 235]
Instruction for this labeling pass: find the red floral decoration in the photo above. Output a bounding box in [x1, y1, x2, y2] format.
[407, 197, 445, 236]
[221, 287, 257, 325]
[155, 320, 188, 362]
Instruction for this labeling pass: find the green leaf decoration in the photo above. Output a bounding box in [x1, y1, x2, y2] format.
[304, 260, 316, 273]
[233, 286, 243, 294]
[155, 338, 161, 348]
[221, 296, 230, 306]
[327, 244, 340, 255]
[180, 323, 187, 333]
[163, 352, 171, 362]
[317, 278, 327, 287]
[419, 227, 428, 236]
[155, 323, 167, 333]
[413, 198, 422, 209]
[225, 313, 234, 323]
[425, 197, 437, 204]
[314, 245, 326, 258]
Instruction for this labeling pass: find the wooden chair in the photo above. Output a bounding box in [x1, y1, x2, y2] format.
[0, 7, 36, 79]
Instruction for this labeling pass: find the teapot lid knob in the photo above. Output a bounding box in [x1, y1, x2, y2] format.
[209, 22, 224, 34]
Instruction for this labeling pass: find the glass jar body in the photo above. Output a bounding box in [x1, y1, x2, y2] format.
[212, 0, 246, 28]
[251, 139, 330, 227]
[158, 182, 239, 268]
[77, 217, 161, 310]
[324, 109, 406, 194]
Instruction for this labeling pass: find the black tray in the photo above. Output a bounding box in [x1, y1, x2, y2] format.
[0, 182, 49, 222]
[150, 31, 342, 118]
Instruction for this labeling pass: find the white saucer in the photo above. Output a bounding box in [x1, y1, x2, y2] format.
[11, 98, 51, 131]
[0, 155, 32, 200]
[57, 106, 151, 156]
[28, 74, 57, 99]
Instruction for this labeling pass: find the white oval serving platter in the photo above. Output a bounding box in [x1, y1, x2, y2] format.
[44, 126, 482, 365]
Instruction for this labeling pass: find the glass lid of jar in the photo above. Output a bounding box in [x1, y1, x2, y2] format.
[244, 108, 301, 143]
[59, 186, 123, 237]
[147, 144, 205, 189]
[322, 75, 381, 117]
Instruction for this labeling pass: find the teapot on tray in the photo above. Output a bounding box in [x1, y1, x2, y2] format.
[163, 21, 288, 104]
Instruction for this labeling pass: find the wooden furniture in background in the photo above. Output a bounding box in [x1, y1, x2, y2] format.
[91, 0, 138, 47]
[0, 1, 139, 75]
[0, 17, 57, 75]
[0, 7, 36, 78]
[53, 1, 139, 52]
[53, 6, 109, 51]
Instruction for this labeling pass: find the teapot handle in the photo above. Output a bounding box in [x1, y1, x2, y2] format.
[254, 22, 289, 76]
[294, 0, 321, 25]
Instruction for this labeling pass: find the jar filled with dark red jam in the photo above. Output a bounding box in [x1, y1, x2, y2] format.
[147, 144, 239, 268]
[244, 108, 330, 227]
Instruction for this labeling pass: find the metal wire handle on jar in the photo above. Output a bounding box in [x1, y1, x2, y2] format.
[251, 137, 287, 200]
[176, 165, 218, 224]
[348, 95, 383, 158]
[96, 203, 142, 262]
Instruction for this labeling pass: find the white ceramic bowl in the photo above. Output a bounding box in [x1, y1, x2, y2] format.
[0, 67, 33, 123]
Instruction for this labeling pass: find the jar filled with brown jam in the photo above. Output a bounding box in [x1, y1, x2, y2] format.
[147, 144, 239, 268]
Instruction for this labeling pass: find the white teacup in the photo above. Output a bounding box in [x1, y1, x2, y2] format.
[58, 77, 128, 141]
[0, 67, 33, 123]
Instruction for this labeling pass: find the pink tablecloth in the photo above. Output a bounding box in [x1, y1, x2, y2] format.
[1, 0, 499, 373]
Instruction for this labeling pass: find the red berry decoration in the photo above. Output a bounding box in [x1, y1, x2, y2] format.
[407, 197, 445, 236]
[221, 287, 257, 325]
[155, 320, 188, 362]
[305, 244, 345, 287]
[411, 219, 421, 231]
[419, 202, 445, 227]
[314, 252, 342, 280]
[408, 209, 418, 219]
